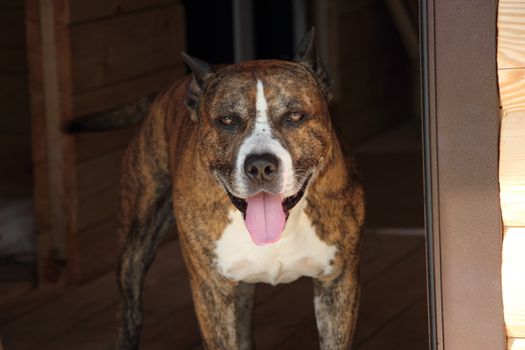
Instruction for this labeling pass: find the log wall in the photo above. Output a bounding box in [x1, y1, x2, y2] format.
[498, 0, 525, 348]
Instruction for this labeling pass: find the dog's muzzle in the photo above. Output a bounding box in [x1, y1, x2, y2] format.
[224, 168, 311, 246]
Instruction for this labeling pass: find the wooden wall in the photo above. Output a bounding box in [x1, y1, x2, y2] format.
[315, 0, 416, 147]
[69, 0, 185, 281]
[498, 0, 525, 348]
[26, 0, 186, 284]
[0, 0, 32, 197]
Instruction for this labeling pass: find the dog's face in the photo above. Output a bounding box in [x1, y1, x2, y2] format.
[198, 61, 331, 198]
[183, 32, 333, 245]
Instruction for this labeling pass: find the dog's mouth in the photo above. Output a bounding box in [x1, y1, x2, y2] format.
[225, 177, 310, 246]
[226, 180, 308, 216]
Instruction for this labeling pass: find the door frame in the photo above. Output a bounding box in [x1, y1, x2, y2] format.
[421, 0, 506, 348]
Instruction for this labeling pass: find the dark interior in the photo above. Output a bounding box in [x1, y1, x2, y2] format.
[0, 0, 426, 349]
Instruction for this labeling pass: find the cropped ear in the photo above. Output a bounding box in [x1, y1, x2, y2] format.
[181, 52, 213, 121]
[294, 28, 333, 100]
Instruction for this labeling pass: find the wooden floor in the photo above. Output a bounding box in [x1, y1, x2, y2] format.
[0, 231, 427, 350]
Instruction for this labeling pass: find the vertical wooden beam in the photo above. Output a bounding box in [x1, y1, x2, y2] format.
[291, 0, 308, 50]
[313, 0, 340, 100]
[232, 0, 254, 63]
[26, 0, 77, 285]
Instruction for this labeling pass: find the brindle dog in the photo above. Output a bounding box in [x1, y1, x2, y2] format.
[115, 29, 364, 350]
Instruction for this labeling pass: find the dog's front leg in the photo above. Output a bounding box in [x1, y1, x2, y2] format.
[235, 282, 256, 349]
[184, 260, 255, 350]
[115, 183, 173, 350]
[314, 259, 360, 350]
[115, 147, 174, 349]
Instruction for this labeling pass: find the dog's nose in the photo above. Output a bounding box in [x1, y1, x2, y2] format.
[244, 153, 279, 184]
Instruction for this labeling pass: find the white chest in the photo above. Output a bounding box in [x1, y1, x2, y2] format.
[214, 200, 337, 285]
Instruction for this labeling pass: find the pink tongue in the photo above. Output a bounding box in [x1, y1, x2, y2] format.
[245, 192, 286, 246]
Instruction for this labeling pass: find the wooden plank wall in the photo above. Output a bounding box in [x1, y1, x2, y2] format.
[26, 0, 186, 284]
[68, 0, 186, 281]
[0, 0, 32, 197]
[498, 0, 525, 348]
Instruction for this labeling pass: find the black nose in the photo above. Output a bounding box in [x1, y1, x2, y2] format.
[244, 153, 279, 183]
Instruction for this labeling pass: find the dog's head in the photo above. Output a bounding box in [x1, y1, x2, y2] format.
[183, 29, 334, 246]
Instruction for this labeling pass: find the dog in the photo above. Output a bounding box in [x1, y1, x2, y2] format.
[114, 29, 364, 350]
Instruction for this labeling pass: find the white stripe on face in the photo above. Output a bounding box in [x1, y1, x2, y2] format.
[233, 80, 295, 196]
[255, 80, 269, 127]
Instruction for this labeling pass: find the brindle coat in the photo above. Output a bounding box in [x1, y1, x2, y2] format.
[116, 31, 364, 350]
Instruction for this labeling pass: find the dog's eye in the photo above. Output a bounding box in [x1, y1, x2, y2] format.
[218, 116, 235, 126]
[286, 112, 305, 123]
